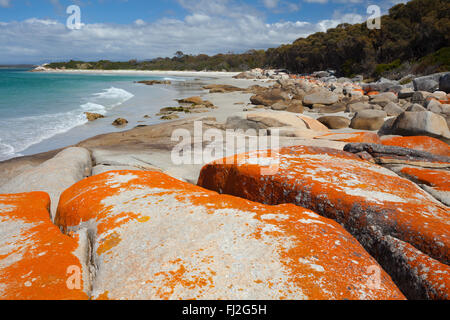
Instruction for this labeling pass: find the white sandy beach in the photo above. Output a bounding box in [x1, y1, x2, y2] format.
[36, 67, 241, 78]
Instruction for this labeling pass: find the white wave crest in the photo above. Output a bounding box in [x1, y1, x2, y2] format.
[92, 87, 134, 108]
[81, 102, 107, 114]
[0, 110, 88, 161]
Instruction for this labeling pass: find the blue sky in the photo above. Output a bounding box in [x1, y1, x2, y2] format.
[0, 0, 408, 64]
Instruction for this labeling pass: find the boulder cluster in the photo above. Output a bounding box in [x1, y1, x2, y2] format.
[136, 80, 172, 86]
[158, 96, 218, 120]
[0, 69, 449, 300]
[232, 69, 450, 143]
[198, 143, 450, 300]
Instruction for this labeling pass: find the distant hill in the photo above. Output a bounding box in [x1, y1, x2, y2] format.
[265, 0, 450, 77]
[47, 0, 449, 78]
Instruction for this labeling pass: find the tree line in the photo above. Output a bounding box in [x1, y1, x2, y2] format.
[47, 0, 449, 78]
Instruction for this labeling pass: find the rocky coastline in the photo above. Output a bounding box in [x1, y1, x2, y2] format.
[0, 68, 449, 300]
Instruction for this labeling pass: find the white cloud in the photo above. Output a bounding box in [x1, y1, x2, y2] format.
[134, 19, 146, 26]
[24, 18, 59, 25]
[304, 0, 364, 3]
[0, 0, 364, 63]
[185, 13, 211, 24]
[263, 0, 280, 9]
[304, 0, 329, 3]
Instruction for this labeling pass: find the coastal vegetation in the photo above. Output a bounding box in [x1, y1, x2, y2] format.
[46, 0, 449, 78]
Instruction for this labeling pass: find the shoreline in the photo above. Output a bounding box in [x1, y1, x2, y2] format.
[1, 70, 230, 161]
[13, 71, 274, 161]
[33, 67, 240, 78]
[1, 68, 449, 300]
[2, 68, 449, 185]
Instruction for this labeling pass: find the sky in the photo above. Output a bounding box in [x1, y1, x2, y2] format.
[0, 0, 409, 64]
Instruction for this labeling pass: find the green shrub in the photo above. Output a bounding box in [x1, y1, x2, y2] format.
[374, 59, 402, 76]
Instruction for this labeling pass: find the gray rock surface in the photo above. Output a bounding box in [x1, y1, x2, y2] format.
[379, 111, 450, 142]
[406, 103, 427, 112]
[317, 116, 351, 129]
[343, 143, 450, 165]
[0, 147, 92, 219]
[303, 89, 339, 106]
[350, 110, 387, 131]
[439, 73, 450, 93]
[384, 102, 405, 116]
[414, 72, 449, 92]
[426, 99, 443, 114]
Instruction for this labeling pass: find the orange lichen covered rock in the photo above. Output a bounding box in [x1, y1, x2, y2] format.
[381, 136, 450, 157]
[400, 167, 450, 206]
[315, 132, 382, 144]
[0, 192, 88, 300]
[198, 146, 450, 299]
[55, 171, 404, 300]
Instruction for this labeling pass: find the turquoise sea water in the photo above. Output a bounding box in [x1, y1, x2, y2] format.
[0, 69, 193, 161]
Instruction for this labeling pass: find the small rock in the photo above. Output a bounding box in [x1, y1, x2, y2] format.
[271, 102, 289, 111]
[406, 104, 427, 112]
[286, 101, 304, 114]
[426, 99, 443, 114]
[160, 114, 180, 121]
[177, 96, 204, 105]
[84, 112, 105, 121]
[439, 73, 450, 93]
[412, 91, 432, 105]
[112, 118, 129, 126]
[398, 88, 414, 99]
[136, 80, 171, 85]
[317, 116, 351, 129]
[384, 102, 405, 116]
[303, 90, 339, 106]
[250, 89, 289, 106]
[347, 102, 372, 113]
[350, 110, 387, 131]
[315, 103, 347, 114]
[430, 91, 448, 100]
[370, 92, 398, 107]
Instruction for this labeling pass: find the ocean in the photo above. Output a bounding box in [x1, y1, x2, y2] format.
[0, 69, 200, 161]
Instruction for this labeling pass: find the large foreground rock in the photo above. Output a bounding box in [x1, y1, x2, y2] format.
[55, 171, 403, 300]
[399, 167, 450, 206]
[0, 192, 88, 300]
[198, 146, 450, 299]
[315, 132, 381, 144]
[344, 143, 450, 168]
[382, 111, 450, 143]
[381, 136, 450, 157]
[0, 147, 92, 220]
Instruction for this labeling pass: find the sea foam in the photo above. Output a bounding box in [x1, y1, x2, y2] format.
[92, 87, 134, 108]
[0, 86, 134, 161]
